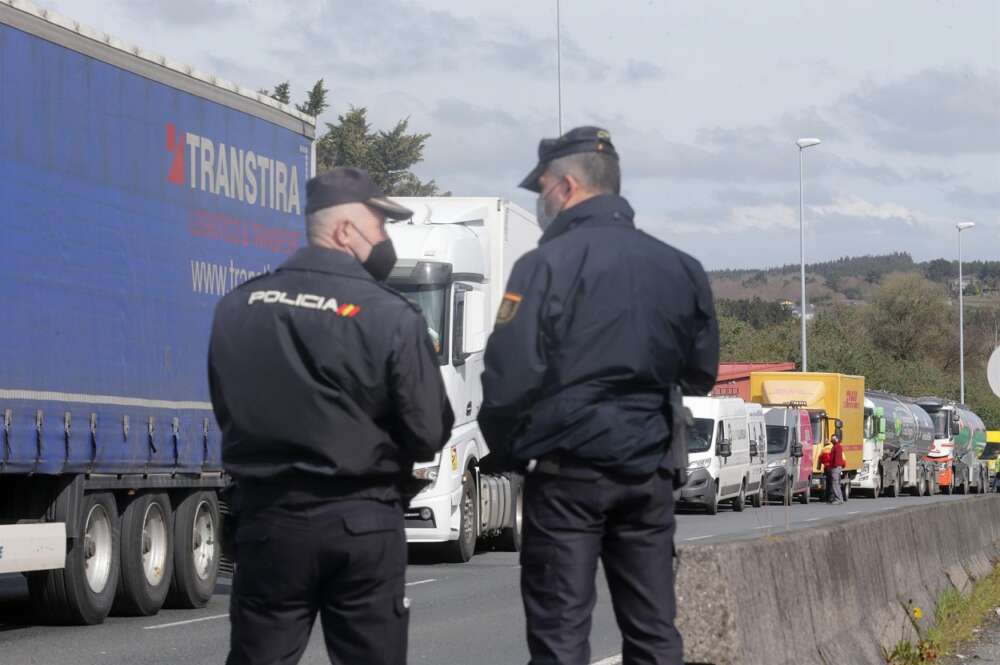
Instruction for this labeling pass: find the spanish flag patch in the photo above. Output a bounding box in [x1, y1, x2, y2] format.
[337, 303, 361, 318]
[496, 292, 522, 324]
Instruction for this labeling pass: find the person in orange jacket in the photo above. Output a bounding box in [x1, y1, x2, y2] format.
[819, 444, 834, 503]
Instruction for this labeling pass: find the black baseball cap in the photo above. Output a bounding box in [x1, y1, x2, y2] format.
[305, 166, 413, 221]
[519, 126, 619, 192]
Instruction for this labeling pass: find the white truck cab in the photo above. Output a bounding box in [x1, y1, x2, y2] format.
[679, 397, 753, 515]
[387, 197, 540, 562]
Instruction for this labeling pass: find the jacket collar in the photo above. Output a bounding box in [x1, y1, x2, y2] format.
[277, 245, 374, 281]
[539, 194, 636, 244]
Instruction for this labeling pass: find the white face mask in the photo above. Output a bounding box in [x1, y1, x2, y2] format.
[535, 181, 565, 231]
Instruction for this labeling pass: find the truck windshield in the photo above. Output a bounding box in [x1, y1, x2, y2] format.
[930, 411, 949, 439]
[688, 418, 715, 453]
[766, 425, 788, 454]
[391, 284, 448, 364]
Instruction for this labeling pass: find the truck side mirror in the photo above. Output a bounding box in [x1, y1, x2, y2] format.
[878, 417, 887, 437]
[749, 440, 758, 457]
[951, 411, 961, 424]
[790, 442, 803, 458]
[717, 439, 732, 458]
[462, 290, 486, 356]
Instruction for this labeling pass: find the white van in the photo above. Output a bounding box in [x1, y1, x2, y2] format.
[679, 397, 753, 515]
[745, 402, 768, 508]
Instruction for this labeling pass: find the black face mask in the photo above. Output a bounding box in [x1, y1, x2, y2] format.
[362, 238, 397, 282]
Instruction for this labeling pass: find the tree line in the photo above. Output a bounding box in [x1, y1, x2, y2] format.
[719, 272, 1000, 428]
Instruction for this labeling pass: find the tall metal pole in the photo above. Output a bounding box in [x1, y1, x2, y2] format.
[959, 230, 965, 404]
[556, 0, 563, 134]
[799, 148, 807, 372]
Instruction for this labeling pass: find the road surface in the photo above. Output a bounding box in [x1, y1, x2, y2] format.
[0, 492, 975, 665]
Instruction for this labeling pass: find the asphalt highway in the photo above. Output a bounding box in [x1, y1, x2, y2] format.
[0, 492, 973, 665]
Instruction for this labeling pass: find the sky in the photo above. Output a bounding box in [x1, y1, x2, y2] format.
[42, 0, 1000, 270]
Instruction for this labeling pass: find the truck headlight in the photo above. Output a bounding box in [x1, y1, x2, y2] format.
[687, 458, 711, 471]
[413, 467, 438, 482]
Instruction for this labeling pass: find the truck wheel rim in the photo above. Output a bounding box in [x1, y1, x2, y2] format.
[84, 504, 113, 594]
[141, 502, 169, 587]
[462, 485, 474, 544]
[191, 500, 216, 581]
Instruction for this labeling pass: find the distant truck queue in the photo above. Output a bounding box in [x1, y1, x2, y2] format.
[676, 371, 995, 514]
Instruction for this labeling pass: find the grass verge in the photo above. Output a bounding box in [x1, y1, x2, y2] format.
[886, 562, 1000, 664]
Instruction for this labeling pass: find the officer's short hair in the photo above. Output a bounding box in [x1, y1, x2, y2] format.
[305, 207, 339, 245]
[547, 152, 621, 195]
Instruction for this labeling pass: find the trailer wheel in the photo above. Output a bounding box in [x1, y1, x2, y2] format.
[442, 471, 477, 563]
[166, 492, 220, 609]
[732, 481, 746, 512]
[28, 492, 120, 625]
[496, 475, 523, 552]
[114, 493, 173, 616]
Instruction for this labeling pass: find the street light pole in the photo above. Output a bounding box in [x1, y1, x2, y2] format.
[796, 138, 821, 372]
[957, 222, 976, 404]
[555, 0, 563, 134]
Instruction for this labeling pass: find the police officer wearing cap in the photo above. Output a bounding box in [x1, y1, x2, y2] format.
[478, 127, 719, 665]
[208, 166, 454, 665]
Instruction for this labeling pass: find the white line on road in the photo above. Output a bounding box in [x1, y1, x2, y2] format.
[847, 511, 860, 515]
[592, 655, 623, 665]
[405, 578, 437, 587]
[144, 614, 229, 630]
[683, 535, 714, 541]
[805, 517, 821, 522]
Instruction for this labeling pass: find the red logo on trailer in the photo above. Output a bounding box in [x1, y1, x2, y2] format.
[166, 123, 185, 185]
[844, 390, 860, 410]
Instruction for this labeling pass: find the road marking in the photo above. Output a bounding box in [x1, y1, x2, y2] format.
[592, 655, 623, 665]
[805, 517, 821, 522]
[847, 511, 860, 515]
[753, 525, 773, 530]
[405, 578, 437, 587]
[881, 506, 898, 511]
[684, 535, 714, 541]
[144, 613, 229, 630]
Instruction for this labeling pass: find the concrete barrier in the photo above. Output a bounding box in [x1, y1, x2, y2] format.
[675, 496, 1000, 665]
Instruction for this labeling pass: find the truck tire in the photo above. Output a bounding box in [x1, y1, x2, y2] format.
[496, 475, 524, 552]
[166, 492, 220, 609]
[705, 482, 719, 516]
[750, 483, 764, 508]
[28, 492, 120, 625]
[114, 493, 173, 616]
[442, 471, 477, 563]
[732, 481, 746, 512]
[798, 483, 811, 505]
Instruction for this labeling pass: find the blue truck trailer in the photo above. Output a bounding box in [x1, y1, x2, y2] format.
[0, 1, 314, 624]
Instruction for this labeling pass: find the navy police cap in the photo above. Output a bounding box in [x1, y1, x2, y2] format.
[519, 126, 619, 193]
[305, 166, 413, 221]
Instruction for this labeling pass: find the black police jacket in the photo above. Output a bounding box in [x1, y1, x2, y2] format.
[478, 194, 719, 476]
[208, 246, 454, 502]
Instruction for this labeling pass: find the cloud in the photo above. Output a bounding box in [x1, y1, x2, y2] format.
[269, 0, 610, 82]
[948, 186, 1000, 210]
[841, 68, 1000, 155]
[621, 59, 666, 84]
[119, 0, 241, 26]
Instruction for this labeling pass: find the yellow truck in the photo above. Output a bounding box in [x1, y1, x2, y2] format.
[986, 431, 1000, 490]
[750, 372, 865, 500]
